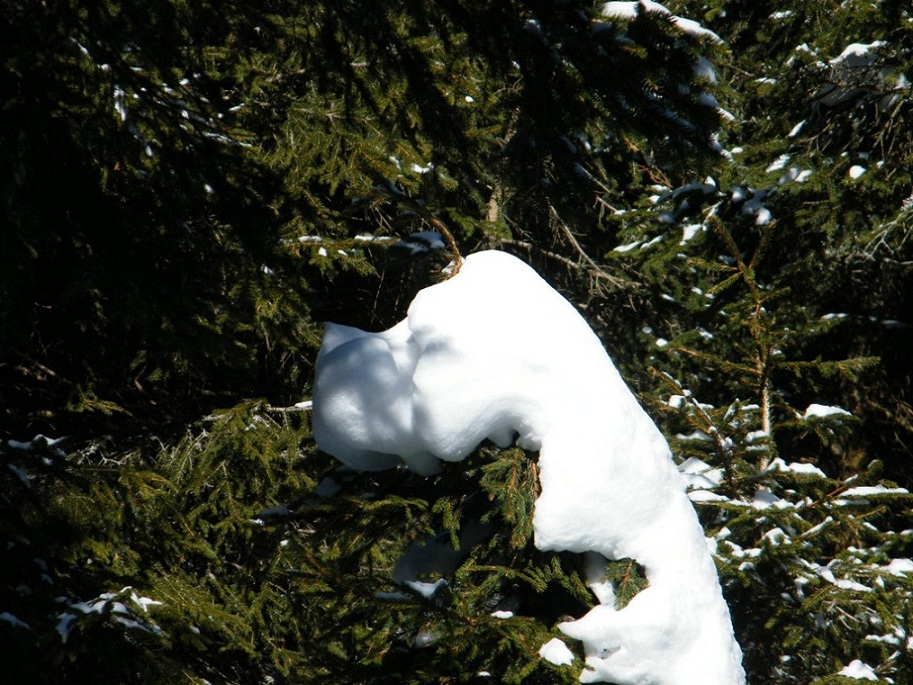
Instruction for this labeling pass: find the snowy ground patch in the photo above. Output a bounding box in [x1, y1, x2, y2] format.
[313, 250, 744, 684]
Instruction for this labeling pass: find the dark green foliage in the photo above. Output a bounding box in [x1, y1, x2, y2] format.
[0, 0, 322, 435]
[629, 181, 912, 682]
[279, 442, 591, 684]
[1, 404, 597, 683]
[0, 403, 314, 683]
[0, 0, 727, 439]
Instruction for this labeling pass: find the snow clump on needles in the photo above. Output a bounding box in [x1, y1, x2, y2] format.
[313, 250, 745, 685]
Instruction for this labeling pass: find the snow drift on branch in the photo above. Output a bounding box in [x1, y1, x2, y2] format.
[313, 250, 744, 684]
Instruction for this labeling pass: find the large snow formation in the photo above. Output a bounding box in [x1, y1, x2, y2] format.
[313, 250, 744, 685]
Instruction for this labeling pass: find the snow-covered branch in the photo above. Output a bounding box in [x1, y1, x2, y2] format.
[313, 250, 744, 684]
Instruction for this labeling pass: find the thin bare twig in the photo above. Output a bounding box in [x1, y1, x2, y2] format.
[502, 239, 639, 292]
[547, 205, 632, 290]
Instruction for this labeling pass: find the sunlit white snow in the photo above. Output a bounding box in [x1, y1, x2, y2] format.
[884, 558, 913, 577]
[838, 658, 879, 680]
[313, 250, 744, 684]
[540, 637, 576, 666]
[830, 42, 886, 68]
[601, 1, 722, 43]
[803, 403, 851, 419]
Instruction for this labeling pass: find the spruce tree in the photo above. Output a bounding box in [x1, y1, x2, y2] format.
[3, 1, 913, 684]
[604, 2, 913, 681]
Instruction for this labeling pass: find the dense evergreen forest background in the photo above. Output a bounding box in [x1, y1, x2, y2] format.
[2, 1, 912, 683]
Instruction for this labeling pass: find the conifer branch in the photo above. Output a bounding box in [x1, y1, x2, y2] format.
[549, 205, 611, 279]
[502, 239, 640, 291]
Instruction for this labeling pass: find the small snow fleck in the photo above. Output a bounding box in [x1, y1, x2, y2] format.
[671, 15, 722, 43]
[837, 659, 879, 680]
[395, 231, 447, 255]
[753, 206, 772, 225]
[766, 154, 791, 172]
[130, 592, 163, 612]
[56, 613, 78, 643]
[885, 558, 913, 576]
[601, 1, 666, 20]
[762, 527, 790, 545]
[819, 568, 871, 593]
[414, 628, 436, 648]
[491, 610, 514, 619]
[801, 516, 833, 539]
[788, 462, 826, 477]
[404, 578, 448, 599]
[746, 430, 768, 444]
[803, 404, 851, 419]
[787, 121, 805, 140]
[354, 234, 395, 243]
[539, 637, 575, 666]
[752, 489, 791, 510]
[693, 57, 717, 83]
[681, 223, 703, 245]
[7, 463, 31, 487]
[601, 1, 721, 42]
[613, 241, 642, 253]
[689, 490, 729, 503]
[678, 457, 723, 489]
[769, 458, 827, 478]
[849, 165, 867, 180]
[843, 485, 909, 498]
[7, 435, 66, 452]
[831, 41, 886, 67]
[0, 612, 30, 629]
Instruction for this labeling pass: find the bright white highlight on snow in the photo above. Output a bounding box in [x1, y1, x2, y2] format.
[601, 1, 722, 43]
[838, 659, 879, 680]
[831, 41, 887, 67]
[55, 587, 163, 644]
[540, 637, 576, 666]
[885, 558, 913, 576]
[766, 154, 791, 173]
[769, 458, 827, 478]
[313, 250, 744, 684]
[842, 485, 909, 498]
[803, 403, 851, 419]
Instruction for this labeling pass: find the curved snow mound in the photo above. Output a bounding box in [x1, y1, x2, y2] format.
[313, 250, 744, 685]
